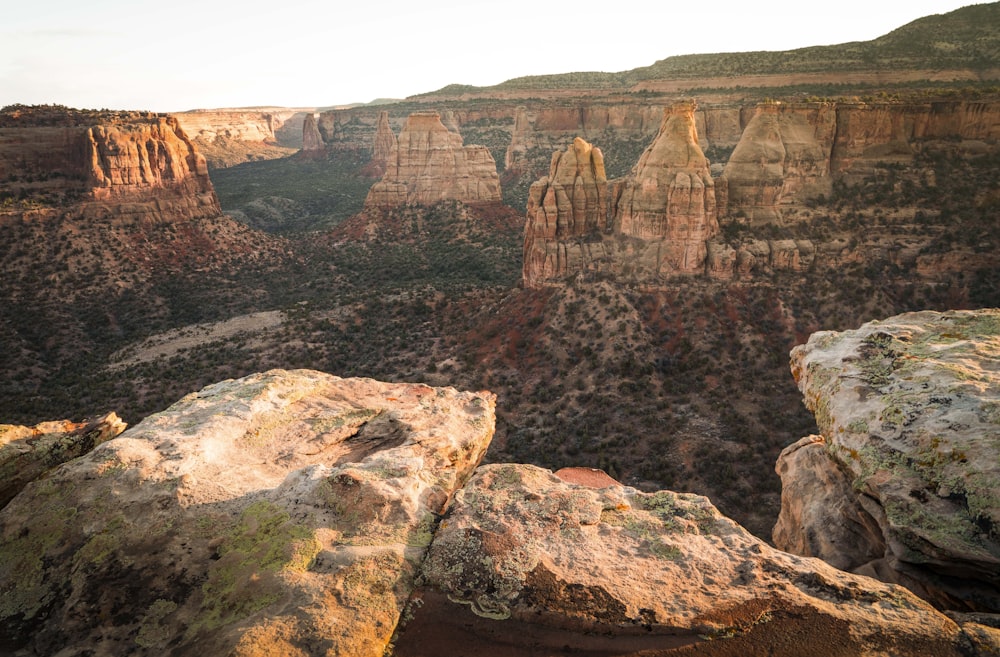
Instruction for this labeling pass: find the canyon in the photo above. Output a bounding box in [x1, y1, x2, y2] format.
[1, 5, 999, 653]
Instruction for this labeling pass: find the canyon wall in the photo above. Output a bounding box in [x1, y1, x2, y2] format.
[0, 106, 221, 220]
[174, 108, 307, 148]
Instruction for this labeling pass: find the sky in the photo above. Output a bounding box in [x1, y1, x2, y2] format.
[0, 0, 982, 113]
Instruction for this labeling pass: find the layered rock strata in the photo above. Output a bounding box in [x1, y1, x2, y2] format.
[301, 113, 323, 152]
[722, 103, 836, 224]
[0, 370, 496, 656]
[777, 309, 1000, 612]
[611, 101, 720, 270]
[522, 104, 723, 286]
[402, 463, 987, 656]
[370, 110, 397, 175]
[364, 112, 501, 208]
[522, 137, 609, 288]
[0, 105, 221, 220]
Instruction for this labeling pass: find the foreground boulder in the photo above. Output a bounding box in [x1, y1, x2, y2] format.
[777, 309, 1000, 612]
[400, 463, 986, 656]
[0, 370, 495, 656]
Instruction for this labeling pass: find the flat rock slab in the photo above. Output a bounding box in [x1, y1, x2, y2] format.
[0, 369, 495, 657]
[784, 309, 1000, 611]
[404, 463, 977, 656]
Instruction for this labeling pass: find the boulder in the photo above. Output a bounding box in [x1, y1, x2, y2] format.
[780, 309, 1000, 611]
[403, 463, 981, 656]
[0, 369, 495, 656]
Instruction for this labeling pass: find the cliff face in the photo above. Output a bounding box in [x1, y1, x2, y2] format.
[777, 309, 1000, 612]
[722, 103, 836, 224]
[364, 112, 501, 208]
[2, 370, 995, 656]
[0, 106, 220, 218]
[173, 108, 305, 167]
[300, 113, 323, 152]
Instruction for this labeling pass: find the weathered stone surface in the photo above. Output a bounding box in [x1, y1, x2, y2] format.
[773, 435, 886, 572]
[0, 413, 126, 509]
[364, 112, 501, 208]
[0, 369, 495, 656]
[407, 463, 977, 656]
[612, 102, 720, 272]
[522, 138, 608, 287]
[782, 309, 1000, 611]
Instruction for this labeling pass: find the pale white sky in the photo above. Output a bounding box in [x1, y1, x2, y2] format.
[0, 0, 981, 112]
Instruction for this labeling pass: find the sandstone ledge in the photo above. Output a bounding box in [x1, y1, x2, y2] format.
[780, 309, 1000, 612]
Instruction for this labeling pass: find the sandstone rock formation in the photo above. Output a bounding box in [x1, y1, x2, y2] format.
[722, 103, 835, 224]
[0, 105, 221, 220]
[522, 104, 724, 286]
[173, 108, 304, 167]
[612, 101, 720, 271]
[301, 113, 323, 152]
[0, 413, 126, 509]
[367, 110, 397, 177]
[364, 112, 501, 208]
[0, 370, 496, 656]
[522, 137, 608, 288]
[402, 462, 986, 655]
[778, 309, 1000, 612]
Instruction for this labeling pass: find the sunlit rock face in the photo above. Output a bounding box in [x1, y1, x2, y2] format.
[611, 102, 720, 273]
[522, 137, 609, 288]
[780, 309, 1000, 612]
[0, 106, 221, 220]
[0, 369, 495, 657]
[722, 103, 835, 225]
[400, 462, 981, 657]
[364, 111, 501, 208]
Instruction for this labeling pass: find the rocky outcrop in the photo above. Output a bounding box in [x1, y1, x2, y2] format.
[779, 309, 1000, 612]
[522, 104, 723, 286]
[611, 101, 719, 270]
[0, 413, 126, 509]
[301, 113, 323, 152]
[4, 365, 998, 655]
[364, 112, 501, 208]
[401, 462, 986, 656]
[0, 370, 495, 656]
[522, 137, 608, 287]
[0, 105, 221, 221]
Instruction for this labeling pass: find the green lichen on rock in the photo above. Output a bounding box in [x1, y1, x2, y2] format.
[188, 500, 319, 636]
[135, 599, 178, 649]
[0, 480, 77, 620]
